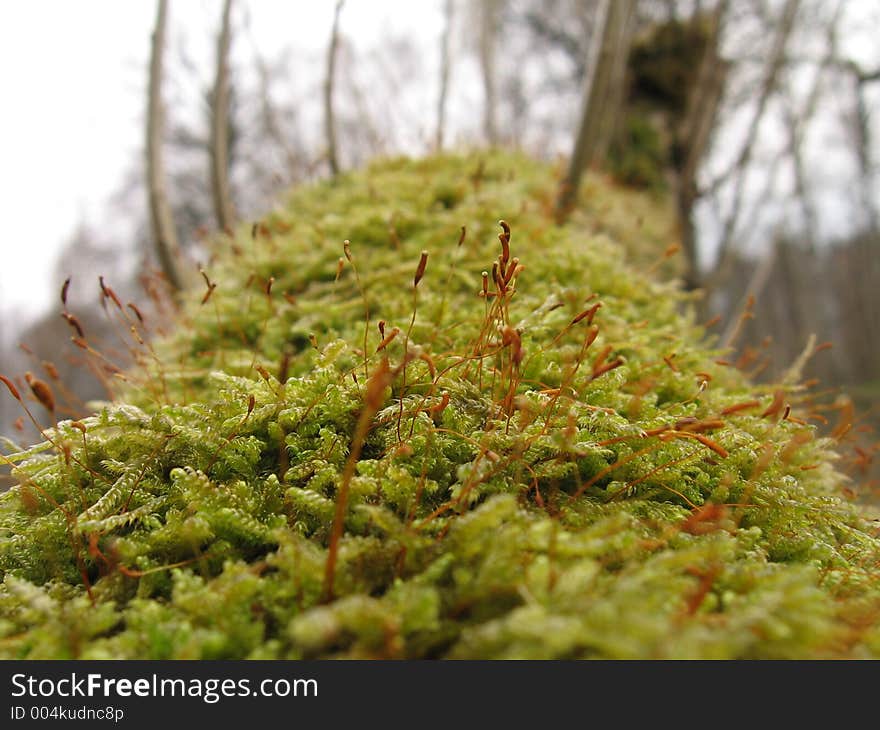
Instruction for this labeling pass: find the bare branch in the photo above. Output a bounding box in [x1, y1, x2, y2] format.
[848, 62, 880, 85]
[719, 244, 775, 347]
[711, 0, 801, 284]
[254, 58, 303, 180]
[782, 0, 845, 244]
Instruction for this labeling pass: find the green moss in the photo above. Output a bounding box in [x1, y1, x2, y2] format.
[1, 151, 878, 659]
[607, 114, 669, 191]
[628, 19, 711, 117]
[606, 17, 717, 192]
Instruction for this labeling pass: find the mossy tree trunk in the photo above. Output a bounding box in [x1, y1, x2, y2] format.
[556, 0, 636, 224]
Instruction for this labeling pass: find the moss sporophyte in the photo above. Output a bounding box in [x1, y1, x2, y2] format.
[1, 152, 878, 659]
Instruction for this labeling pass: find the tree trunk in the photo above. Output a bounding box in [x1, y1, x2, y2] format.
[324, 0, 345, 177]
[435, 0, 454, 151]
[146, 0, 187, 292]
[675, 0, 729, 289]
[591, 2, 634, 162]
[851, 75, 878, 231]
[555, 0, 635, 224]
[479, 0, 500, 146]
[210, 0, 235, 234]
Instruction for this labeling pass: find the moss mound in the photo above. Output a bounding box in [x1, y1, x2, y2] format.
[2, 152, 879, 659]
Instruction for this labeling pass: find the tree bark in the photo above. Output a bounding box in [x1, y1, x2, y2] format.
[591, 1, 634, 162]
[435, 0, 454, 151]
[210, 0, 235, 233]
[324, 0, 345, 177]
[675, 0, 729, 289]
[478, 0, 500, 146]
[555, 0, 635, 224]
[849, 72, 878, 231]
[146, 0, 187, 292]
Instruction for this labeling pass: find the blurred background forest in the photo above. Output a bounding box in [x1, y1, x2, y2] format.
[0, 0, 878, 493]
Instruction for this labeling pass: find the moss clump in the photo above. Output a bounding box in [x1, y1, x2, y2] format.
[607, 114, 669, 191]
[607, 17, 718, 192]
[1, 152, 879, 659]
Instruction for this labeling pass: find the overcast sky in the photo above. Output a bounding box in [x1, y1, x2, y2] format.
[0, 0, 439, 331]
[1, 1, 150, 323]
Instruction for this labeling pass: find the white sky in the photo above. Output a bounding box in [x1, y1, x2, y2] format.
[0, 1, 152, 324]
[0, 0, 439, 331]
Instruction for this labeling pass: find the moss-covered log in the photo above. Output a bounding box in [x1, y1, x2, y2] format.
[1, 153, 878, 659]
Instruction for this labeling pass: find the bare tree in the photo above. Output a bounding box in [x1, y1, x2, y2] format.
[324, 0, 345, 176]
[254, 54, 305, 183]
[146, 0, 188, 291]
[478, 0, 501, 145]
[746, 0, 845, 253]
[591, 2, 637, 161]
[556, 0, 636, 223]
[842, 60, 880, 231]
[238, 6, 313, 190]
[519, 0, 597, 84]
[210, 0, 236, 233]
[709, 0, 801, 285]
[435, 0, 454, 151]
[674, 0, 729, 289]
